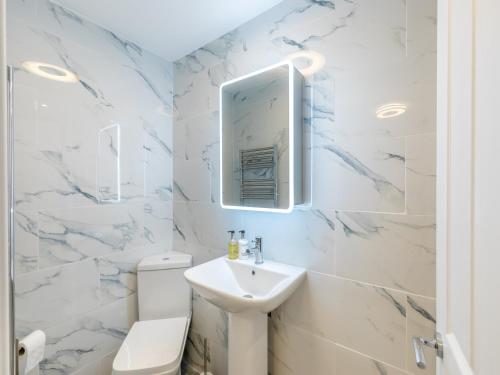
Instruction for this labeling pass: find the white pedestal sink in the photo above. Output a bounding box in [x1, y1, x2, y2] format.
[184, 256, 306, 375]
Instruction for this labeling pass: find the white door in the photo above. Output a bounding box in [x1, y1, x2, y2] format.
[0, 0, 12, 374]
[436, 0, 500, 374]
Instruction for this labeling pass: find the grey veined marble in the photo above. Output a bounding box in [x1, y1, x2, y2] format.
[9, 0, 173, 374]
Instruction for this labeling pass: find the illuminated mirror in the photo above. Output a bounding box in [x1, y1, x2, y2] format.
[220, 61, 303, 213]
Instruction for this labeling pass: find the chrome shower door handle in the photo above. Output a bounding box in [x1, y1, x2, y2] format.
[412, 333, 444, 370]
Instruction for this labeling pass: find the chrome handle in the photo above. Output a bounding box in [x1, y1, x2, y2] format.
[412, 337, 427, 369]
[412, 333, 444, 370]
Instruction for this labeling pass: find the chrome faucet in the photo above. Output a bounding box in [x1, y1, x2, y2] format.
[251, 236, 263, 264]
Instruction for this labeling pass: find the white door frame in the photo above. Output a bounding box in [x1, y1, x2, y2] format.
[434, 0, 500, 373]
[0, 0, 13, 373]
[436, 0, 475, 373]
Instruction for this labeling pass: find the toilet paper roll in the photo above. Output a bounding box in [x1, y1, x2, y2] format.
[18, 330, 46, 375]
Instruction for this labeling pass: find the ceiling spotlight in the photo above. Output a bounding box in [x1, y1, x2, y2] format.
[22, 61, 78, 83]
[376, 103, 407, 119]
[286, 50, 326, 77]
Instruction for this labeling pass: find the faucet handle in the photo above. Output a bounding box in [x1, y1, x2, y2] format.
[252, 236, 264, 264]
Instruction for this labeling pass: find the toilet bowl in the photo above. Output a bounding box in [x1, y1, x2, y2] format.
[112, 252, 192, 375]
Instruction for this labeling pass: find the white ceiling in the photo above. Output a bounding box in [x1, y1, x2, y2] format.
[53, 0, 283, 61]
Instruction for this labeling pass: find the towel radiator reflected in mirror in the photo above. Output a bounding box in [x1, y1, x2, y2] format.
[240, 146, 278, 207]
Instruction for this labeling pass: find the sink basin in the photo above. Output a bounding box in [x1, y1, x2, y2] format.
[184, 256, 306, 313]
[184, 256, 306, 375]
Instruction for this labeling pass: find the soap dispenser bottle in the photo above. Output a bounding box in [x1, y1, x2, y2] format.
[227, 230, 239, 260]
[238, 230, 249, 260]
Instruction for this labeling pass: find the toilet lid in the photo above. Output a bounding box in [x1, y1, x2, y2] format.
[113, 317, 188, 374]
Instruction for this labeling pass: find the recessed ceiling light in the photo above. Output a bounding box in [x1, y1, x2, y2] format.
[376, 103, 407, 119]
[286, 50, 326, 76]
[22, 61, 78, 83]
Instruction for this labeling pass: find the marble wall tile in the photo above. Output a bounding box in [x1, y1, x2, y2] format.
[70, 351, 117, 375]
[14, 210, 39, 274]
[70, 361, 100, 375]
[13, 75, 101, 212]
[173, 201, 242, 262]
[38, 203, 145, 269]
[144, 199, 173, 248]
[70, 349, 118, 375]
[330, 279, 407, 368]
[40, 294, 137, 375]
[174, 158, 212, 203]
[99, 249, 146, 306]
[280, 272, 407, 368]
[242, 208, 336, 275]
[97, 350, 118, 375]
[144, 115, 173, 202]
[191, 292, 228, 349]
[331, 56, 436, 139]
[406, 0, 438, 59]
[406, 295, 436, 375]
[173, 0, 436, 372]
[97, 124, 120, 202]
[9, 0, 173, 373]
[312, 136, 406, 212]
[269, 317, 337, 375]
[183, 329, 228, 375]
[173, 111, 220, 203]
[335, 344, 409, 375]
[15, 259, 100, 334]
[335, 212, 436, 296]
[406, 133, 436, 215]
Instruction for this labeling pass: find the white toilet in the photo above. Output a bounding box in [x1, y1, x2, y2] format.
[112, 251, 193, 375]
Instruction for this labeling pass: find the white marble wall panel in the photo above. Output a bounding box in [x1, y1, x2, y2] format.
[183, 329, 228, 375]
[242, 208, 336, 274]
[144, 113, 174, 201]
[279, 272, 406, 367]
[40, 294, 137, 375]
[173, 3, 436, 373]
[269, 317, 337, 375]
[38, 203, 145, 269]
[173, 111, 220, 203]
[173, 201, 242, 264]
[97, 124, 120, 202]
[406, 133, 437, 215]
[15, 259, 100, 334]
[9, 0, 173, 374]
[312, 136, 406, 212]
[335, 212, 436, 296]
[335, 344, 409, 375]
[14, 210, 39, 273]
[144, 200, 173, 248]
[98, 248, 161, 306]
[191, 292, 228, 349]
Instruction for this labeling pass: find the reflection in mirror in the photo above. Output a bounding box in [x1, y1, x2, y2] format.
[220, 61, 303, 212]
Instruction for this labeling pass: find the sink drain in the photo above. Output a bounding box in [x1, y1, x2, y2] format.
[242, 294, 253, 299]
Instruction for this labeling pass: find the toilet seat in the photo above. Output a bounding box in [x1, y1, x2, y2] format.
[112, 316, 190, 375]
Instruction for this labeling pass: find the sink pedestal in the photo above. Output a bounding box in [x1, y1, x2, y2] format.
[184, 256, 306, 375]
[228, 310, 267, 375]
